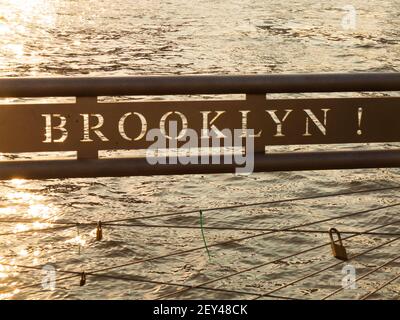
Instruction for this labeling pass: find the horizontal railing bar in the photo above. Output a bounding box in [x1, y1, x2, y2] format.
[0, 73, 399, 97]
[0, 150, 400, 180]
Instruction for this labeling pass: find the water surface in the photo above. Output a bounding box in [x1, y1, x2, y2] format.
[0, 0, 399, 299]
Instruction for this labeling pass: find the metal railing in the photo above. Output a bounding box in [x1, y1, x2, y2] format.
[0, 72, 398, 180]
[1, 73, 400, 96]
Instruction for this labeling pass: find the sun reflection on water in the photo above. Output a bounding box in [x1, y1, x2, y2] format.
[9, 179, 26, 188]
[0, 207, 17, 216]
[28, 204, 54, 219]
[13, 224, 30, 233]
[0, 261, 18, 299]
[0, 0, 57, 76]
[65, 235, 86, 247]
[17, 248, 28, 258]
[0, 264, 9, 279]
[6, 191, 44, 205]
[0, 177, 66, 299]
[0, 288, 20, 300]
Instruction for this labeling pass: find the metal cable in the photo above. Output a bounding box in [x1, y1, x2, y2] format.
[102, 223, 400, 237]
[157, 218, 400, 299]
[5, 218, 400, 299]
[72, 202, 399, 281]
[322, 254, 400, 300]
[360, 273, 400, 300]
[1, 185, 398, 227]
[253, 231, 400, 300]
[2, 185, 399, 299]
[8, 203, 397, 294]
[6, 261, 295, 300]
[0, 224, 76, 237]
[102, 185, 400, 224]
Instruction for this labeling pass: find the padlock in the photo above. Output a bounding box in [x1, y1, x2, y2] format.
[329, 228, 348, 261]
[80, 272, 86, 286]
[96, 221, 103, 241]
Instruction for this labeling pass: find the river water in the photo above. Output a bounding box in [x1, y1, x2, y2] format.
[0, 0, 399, 300]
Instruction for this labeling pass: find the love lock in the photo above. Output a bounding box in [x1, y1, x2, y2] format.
[329, 228, 348, 261]
[96, 221, 103, 241]
[80, 272, 86, 287]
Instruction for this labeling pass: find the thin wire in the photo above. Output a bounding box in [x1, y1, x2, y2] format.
[10, 230, 399, 301]
[17, 274, 79, 291]
[1, 262, 78, 275]
[75, 272, 297, 300]
[9, 202, 397, 294]
[157, 218, 400, 299]
[101, 185, 400, 224]
[2, 220, 398, 239]
[7, 210, 400, 299]
[360, 273, 400, 300]
[2, 219, 400, 238]
[253, 231, 400, 300]
[5, 260, 295, 300]
[0, 185, 397, 228]
[0, 224, 76, 237]
[2, 243, 96, 291]
[3, 185, 399, 298]
[322, 254, 400, 300]
[0, 218, 50, 224]
[102, 222, 400, 237]
[0, 218, 87, 225]
[81, 202, 400, 279]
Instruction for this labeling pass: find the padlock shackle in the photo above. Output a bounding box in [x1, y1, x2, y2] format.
[329, 227, 343, 245]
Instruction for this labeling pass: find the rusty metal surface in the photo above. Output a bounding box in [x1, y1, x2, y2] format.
[0, 73, 399, 97]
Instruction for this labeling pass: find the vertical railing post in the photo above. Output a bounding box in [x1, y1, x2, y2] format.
[76, 96, 99, 160]
[246, 94, 267, 153]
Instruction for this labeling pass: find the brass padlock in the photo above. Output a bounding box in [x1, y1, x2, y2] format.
[80, 271, 86, 286]
[329, 228, 348, 261]
[96, 221, 103, 241]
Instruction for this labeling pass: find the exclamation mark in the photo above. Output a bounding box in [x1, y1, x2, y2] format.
[357, 107, 363, 135]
